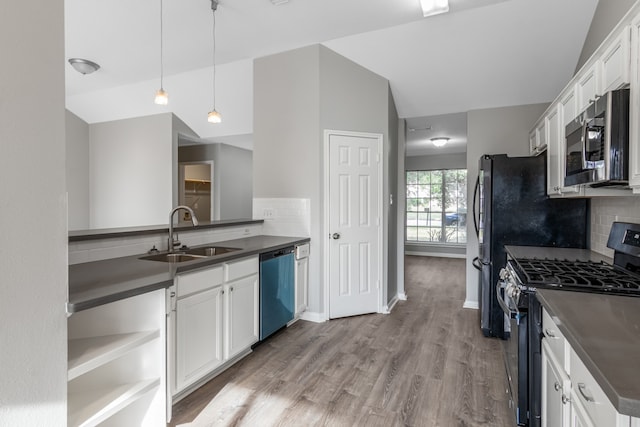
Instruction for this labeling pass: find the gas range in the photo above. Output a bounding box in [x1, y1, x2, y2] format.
[498, 222, 640, 427]
[508, 257, 640, 297]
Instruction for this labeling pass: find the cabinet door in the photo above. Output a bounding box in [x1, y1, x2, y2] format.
[175, 286, 224, 392]
[295, 257, 309, 315]
[570, 390, 595, 427]
[601, 26, 631, 92]
[630, 16, 640, 192]
[542, 340, 570, 427]
[224, 274, 259, 360]
[577, 63, 600, 113]
[546, 106, 562, 195]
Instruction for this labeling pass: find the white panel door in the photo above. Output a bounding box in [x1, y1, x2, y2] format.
[328, 133, 381, 318]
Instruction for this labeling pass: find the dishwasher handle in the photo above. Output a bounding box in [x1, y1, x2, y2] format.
[260, 246, 295, 261]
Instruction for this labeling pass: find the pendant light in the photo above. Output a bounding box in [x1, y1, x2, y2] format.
[154, 0, 168, 105]
[207, 0, 222, 123]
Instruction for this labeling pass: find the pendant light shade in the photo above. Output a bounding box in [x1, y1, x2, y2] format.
[208, 0, 221, 123]
[207, 110, 222, 123]
[154, 0, 168, 105]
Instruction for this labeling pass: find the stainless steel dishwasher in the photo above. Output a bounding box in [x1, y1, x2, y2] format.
[259, 246, 295, 340]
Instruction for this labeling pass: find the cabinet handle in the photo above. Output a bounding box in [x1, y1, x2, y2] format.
[230, 286, 234, 292]
[221, 290, 225, 295]
[170, 291, 176, 298]
[562, 394, 570, 405]
[554, 382, 561, 392]
[578, 383, 596, 403]
[544, 328, 558, 338]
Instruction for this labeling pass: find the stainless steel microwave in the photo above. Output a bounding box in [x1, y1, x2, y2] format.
[564, 88, 630, 187]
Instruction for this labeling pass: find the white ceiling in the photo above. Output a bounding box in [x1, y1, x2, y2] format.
[65, 0, 599, 152]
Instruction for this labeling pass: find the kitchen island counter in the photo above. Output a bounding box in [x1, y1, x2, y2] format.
[537, 288, 640, 418]
[68, 235, 309, 313]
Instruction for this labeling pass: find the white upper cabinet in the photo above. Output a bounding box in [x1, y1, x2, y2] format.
[530, 118, 548, 156]
[630, 16, 640, 192]
[536, 5, 638, 197]
[577, 63, 601, 114]
[601, 26, 631, 93]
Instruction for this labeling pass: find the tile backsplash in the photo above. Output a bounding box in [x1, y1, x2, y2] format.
[591, 196, 640, 257]
[253, 198, 311, 237]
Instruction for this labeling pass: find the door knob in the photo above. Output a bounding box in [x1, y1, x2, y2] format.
[332, 233, 341, 240]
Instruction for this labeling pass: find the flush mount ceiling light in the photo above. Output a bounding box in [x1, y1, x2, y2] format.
[154, 0, 168, 105]
[431, 137, 450, 147]
[420, 0, 449, 17]
[68, 58, 100, 75]
[270, 0, 289, 4]
[207, 0, 222, 124]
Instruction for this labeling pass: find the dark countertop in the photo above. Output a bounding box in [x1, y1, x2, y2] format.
[68, 235, 310, 313]
[537, 289, 640, 418]
[69, 219, 264, 242]
[505, 245, 613, 264]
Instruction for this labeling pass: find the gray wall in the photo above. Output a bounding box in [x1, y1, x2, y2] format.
[66, 110, 90, 230]
[575, 0, 636, 73]
[406, 152, 467, 171]
[464, 103, 549, 307]
[89, 113, 173, 228]
[179, 143, 253, 220]
[254, 44, 399, 315]
[254, 46, 322, 312]
[0, 0, 68, 423]
[386, 87, 399, 304]
[318, 45, 398, 308]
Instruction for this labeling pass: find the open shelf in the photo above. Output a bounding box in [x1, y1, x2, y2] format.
[68, 330, 160, 381]
[68, 378, 160, 427]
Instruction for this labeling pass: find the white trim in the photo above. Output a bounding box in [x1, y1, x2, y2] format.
[463, 300, 479, 309]
[381, 294, 399, 314]
[398, 292, 407, 301]
[405, 251, 466, 259]
[299, 311, 326, 323]
[323, 129, 385, 320]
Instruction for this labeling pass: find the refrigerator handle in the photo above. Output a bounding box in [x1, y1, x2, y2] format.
[472, 175, 480, 238]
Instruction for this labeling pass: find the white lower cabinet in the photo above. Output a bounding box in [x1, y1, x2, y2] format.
[67, 289, 166, 427]
[224, 274, 259, 360]
[171, 256, 259, 401]
[542, 308, 637, 427]
[542, 340, 571, 427]
[295, 256, 309, 316]
[175, 285, 224, 392]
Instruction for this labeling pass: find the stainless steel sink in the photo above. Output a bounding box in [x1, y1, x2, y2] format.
[185, 246, 241, 256]
[140, 253, 207, 263]
[140, 246, 241, 263]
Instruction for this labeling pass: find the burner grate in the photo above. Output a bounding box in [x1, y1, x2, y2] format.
[512, 258, 640, 295]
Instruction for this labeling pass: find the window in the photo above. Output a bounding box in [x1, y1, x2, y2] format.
[406, 169, 467, 244]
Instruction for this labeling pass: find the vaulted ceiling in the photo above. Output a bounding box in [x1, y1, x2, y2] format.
[65, 0, 598, 152]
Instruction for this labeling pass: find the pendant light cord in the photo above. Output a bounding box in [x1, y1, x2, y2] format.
[212, 5, 217, 110]
[159, 0, 164, 89]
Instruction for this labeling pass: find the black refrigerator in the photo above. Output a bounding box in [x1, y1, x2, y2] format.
[473, 154, 589, 339]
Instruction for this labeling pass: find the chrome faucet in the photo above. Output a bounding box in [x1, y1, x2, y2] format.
[168, 205, 199, 252]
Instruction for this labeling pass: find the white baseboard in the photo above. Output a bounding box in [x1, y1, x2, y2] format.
[405, 251, 466, 259]
[463, 300, 479, 309]
[398, 292, 407, 301]
[299, 311, 326, 323]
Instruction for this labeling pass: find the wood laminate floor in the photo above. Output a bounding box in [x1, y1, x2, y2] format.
[168, 256, 514, 427]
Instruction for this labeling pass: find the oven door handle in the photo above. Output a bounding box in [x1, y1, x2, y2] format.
[496, 280, 519, 318]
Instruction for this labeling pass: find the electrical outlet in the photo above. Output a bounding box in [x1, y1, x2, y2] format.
[263, 208, 274, 219]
